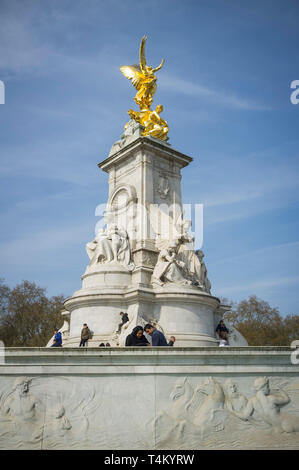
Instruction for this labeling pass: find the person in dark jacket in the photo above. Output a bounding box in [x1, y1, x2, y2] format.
[168, 336, 176, 346]
[125, 326, 150, 346]
[51, 329, 62, 347]
[79, 323, 92, 347]
[116, 312, 129, 333]
[216, 320, 229, 343]
[144, 324, 168, 346]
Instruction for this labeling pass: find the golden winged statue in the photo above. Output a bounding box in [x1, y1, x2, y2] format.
[120, 35, 169, 141]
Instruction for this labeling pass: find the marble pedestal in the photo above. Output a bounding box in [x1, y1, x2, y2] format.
[1, 347, 299, 450]
[64, 279, 221, 347]
[61, 129, 235, 347]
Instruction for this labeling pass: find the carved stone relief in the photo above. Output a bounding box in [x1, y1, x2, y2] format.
[0, 375, 298, 449]
[156, 174, 170, 200]
[154, 376, 299, 449]
[0, 376, 96, 449]
[133, 249, 158, 268]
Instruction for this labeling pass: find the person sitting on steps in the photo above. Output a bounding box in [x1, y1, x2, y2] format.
[216, 320, 229, 344]
[116, 312, 129, 334]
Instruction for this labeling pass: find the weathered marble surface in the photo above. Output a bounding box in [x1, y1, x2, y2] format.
[60, 134, 241, 348]
[1, 347, 298, 449]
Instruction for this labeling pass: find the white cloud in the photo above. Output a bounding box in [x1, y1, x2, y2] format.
[216, 276, 299, 295]
[0, 2, 124, 80]
[0, 127, 110, 186]
[184, 141, 299, 225]
[0, 12, 52, 73]
[0, 223, 91, 268]
[216, 241, 299, 265]
[203, 188, 263, 208]
[159, 74, 269, 111]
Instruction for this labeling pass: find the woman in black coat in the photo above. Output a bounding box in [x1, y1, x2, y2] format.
[125, 326, 150, 346]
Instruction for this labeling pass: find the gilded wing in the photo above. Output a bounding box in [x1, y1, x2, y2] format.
[120, 64, 144, 90]
[139, 35, 164, 74]
[152, 58, 165, 73]
[139, 35, 147, 73]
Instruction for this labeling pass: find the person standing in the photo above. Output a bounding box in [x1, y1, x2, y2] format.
[51, 329, 62, 347]
[79, 323, 92, 347]
[168, 336, 176, 346]
[144, 324, 168, 346]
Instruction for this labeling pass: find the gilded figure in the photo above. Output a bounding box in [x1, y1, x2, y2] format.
[120, 35, 169, 141]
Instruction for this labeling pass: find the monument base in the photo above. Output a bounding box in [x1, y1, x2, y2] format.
[63, 283, 223, 347]
[1, 347, 298, 450]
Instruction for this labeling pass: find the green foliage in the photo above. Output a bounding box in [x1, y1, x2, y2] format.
[225, 295, 299, 346]
[0, 280, 64, 347]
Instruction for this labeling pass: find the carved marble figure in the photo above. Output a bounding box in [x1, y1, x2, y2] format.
[175, 220, 204, 287]
[186, 377, 225, 433]
[0, 377, 44, 442]
[43, 404, 72, 440]
[86, 224, 134, 271]
[224, 379, 248, 413]
[233, 376, 299, 433]
[152, 241, 192, 286]
[195, 250, 211, 293]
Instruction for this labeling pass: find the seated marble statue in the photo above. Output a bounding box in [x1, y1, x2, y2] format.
[152, 242, 192, 286]
[86, 224, 134, 271]
[175, 219, 211, 293]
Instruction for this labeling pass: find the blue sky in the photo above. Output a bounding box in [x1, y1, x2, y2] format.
[0, 0, 298, 315]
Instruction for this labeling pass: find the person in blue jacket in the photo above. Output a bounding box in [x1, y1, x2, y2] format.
[51, 328, 62, 347]
[144, 323, 168, 346]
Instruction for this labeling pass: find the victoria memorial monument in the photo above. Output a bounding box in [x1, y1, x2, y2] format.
[0, 37, 298, 450]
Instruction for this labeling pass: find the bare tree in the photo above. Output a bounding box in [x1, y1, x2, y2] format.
[0, 280, 64, 347]
[225, 295, 298, 346]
